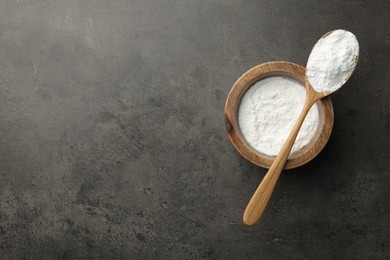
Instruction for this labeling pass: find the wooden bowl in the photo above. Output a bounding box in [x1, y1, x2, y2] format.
[225, 61, 334, 169]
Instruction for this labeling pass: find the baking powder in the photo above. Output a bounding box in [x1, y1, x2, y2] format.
[238, 76, 319, 156]
[307, 30, 359, 92]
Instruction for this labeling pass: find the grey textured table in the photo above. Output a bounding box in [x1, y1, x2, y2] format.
[0, 0, 389, 259]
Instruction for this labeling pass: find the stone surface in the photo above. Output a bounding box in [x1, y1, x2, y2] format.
[0, 0, 389, 259]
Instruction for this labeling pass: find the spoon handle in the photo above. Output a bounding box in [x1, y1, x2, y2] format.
[243, 94, 317, 226]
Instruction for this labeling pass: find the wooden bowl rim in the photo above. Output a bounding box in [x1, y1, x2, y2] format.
[224, 61, 334, 169]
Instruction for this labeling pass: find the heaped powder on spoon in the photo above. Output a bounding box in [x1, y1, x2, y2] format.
[238, 76, 319, 156]
[307, 30, 359, 92]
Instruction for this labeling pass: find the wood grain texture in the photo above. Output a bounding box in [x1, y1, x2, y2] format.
[224, 61, 334, 169]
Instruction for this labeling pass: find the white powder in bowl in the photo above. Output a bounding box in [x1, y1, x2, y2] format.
[307, 30, 359, 93]
[238, 76, 319, 156]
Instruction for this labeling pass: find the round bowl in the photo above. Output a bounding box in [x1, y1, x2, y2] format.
[225, 61, 334, 169]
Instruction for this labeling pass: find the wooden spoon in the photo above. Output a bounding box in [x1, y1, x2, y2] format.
[243, 30, 359, 226]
